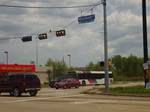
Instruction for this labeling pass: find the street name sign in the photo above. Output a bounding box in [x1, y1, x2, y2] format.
[78, 14, 95, 24]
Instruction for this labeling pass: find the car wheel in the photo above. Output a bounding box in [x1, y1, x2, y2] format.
[82, 80, 86, 86]
[13, 88, 21, 97]
[30, 91, 37, 96]
[68, 86, 71, 89]
[9, 91, 14, 96]
[75, 85, 79, 88]
[55, 85, 59, 89]
[63, 85, 67, 89]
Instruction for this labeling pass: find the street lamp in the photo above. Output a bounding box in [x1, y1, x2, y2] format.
[36, 36, 39, 67]
[67, 54, 71, 68]
[0, 51, 8, 64]
[4, 51, 8, 64]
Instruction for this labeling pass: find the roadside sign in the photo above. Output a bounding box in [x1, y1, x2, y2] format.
[144, 61, 150, 89]
[0, 64, 35, 73]
[143, 63, 148, 70]
[78, 14, 95, 24]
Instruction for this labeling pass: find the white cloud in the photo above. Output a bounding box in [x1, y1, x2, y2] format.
[0, 0, 149, 66]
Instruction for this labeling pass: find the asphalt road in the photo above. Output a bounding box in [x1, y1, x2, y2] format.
[0, 86, 150, 112]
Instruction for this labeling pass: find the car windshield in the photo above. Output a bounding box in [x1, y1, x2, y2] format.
[25, 74, 37, 81]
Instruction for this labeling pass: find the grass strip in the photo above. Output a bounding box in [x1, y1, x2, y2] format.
[109, 86, 150, 95]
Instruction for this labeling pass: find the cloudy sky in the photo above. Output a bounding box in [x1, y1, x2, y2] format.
[0, 0, 149, 67]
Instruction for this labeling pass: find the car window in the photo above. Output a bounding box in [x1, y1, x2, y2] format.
[0, 75, 8, 81]
[8, 74, 24, 81]
[25, 75, 37, 81]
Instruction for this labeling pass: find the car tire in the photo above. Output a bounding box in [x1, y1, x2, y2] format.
[30, 91, 37, 96]
[75, 85, 79, 88]
[82, 80, 86, 86]
[9, 91, 14, 96]
[13, 88, 21, 97]
[55, 85, 59, 89]
[63, 85, 67, 89]
[68, 86, 71, 89]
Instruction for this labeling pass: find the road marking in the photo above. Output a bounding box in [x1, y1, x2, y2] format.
[72, 99, 118, 104]
[4, 94, 85, 103]
[71, 99, 150, 105]
[39, 93, 71, 96]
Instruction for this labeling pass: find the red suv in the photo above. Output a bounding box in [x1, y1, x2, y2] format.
[0, 74, 41, 97]
[54, 78, 80, 89]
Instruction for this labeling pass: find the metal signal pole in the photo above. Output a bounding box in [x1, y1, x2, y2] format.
[142, 0, 148, 88]
[103, 0, 109, 93]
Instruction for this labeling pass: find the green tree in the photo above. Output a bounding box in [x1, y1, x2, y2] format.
[111, 55, 122, 75]
[86, 62, 102, 71]
[46, 58, 68, 79]
[111, 55, 144, 81]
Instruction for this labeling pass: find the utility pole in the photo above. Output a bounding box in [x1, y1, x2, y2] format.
[102, 0, 109, 93]
[36, 37, 39, 67]
[142, 0, 148, 88]
[0, 51, 8, 64]
[4, 51, 8, 64]
[67, 54, 71, 68]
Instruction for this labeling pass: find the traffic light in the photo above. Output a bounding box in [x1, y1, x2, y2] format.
[21, 36, 32, 42]
[56, 30, 66, 37]
[100, 61, 105, 67]
[38, 33, 47, 40]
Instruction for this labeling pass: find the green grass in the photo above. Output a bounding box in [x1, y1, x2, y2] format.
[109, 86, 150, 95]
[82, 86, 150, 96]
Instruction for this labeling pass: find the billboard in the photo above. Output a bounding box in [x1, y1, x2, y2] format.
[0, 64, 35, 73]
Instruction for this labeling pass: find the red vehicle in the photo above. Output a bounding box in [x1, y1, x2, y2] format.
[54, 78, 80, 89]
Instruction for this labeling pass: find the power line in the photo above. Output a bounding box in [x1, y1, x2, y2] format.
[0, 3, 101, 9]
[0, 1, 102, 40]
[22, 1, 102, 36]
[63, 1, 101, 29]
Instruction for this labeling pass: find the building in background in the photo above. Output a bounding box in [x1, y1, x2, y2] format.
[0, 64, 53, 84]
[35, 66, 53, 84]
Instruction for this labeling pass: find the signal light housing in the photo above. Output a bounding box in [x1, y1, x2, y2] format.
[38, 33, 47, 40]
[56, 30, 66, 37]
[100, 61, 105, 67]
[21, 36, 32, 42]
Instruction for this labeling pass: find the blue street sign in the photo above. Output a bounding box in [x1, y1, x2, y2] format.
[78, 14, 95, 24]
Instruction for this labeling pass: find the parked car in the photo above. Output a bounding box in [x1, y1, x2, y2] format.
[54, 78, 80, 89]
[49, 80, 58, 88]
[0, 73, 41, 97]
[49, 76, 66, 88]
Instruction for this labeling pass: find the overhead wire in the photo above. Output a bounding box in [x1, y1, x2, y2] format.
[19, 1, 102, 38]
[63, 7, 98, 29]
[0, 1, 102, 40]
[0, 3, 101, 9]
[62, 0, 102, 29]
